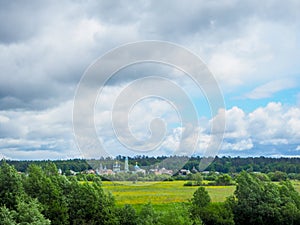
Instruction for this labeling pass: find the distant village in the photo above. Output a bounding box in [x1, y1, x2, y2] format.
[78, 157, 195, 177]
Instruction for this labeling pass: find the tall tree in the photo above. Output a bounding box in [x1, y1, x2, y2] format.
[190, 186, 233, 225]
[67, 180, 117, 225]
[0, 160, 24, 209]
[231, 171, 300, 225]
[23, 164, 69, 225]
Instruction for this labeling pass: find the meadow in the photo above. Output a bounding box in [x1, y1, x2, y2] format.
[102, 180, 300, 211]
[102, 180, 235, 211]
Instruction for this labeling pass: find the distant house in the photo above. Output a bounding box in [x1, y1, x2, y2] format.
[86, 169, 96, 174]
[134, 162, 146, 174]
[179, 169, 191, 176]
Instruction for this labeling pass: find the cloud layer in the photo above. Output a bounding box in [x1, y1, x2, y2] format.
[0, 0, 300, 159]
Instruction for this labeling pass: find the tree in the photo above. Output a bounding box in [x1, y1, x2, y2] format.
[0, 206, 17, 225]
[192, 173, 203, 186]
[0, 199, 50, 225]
[138, 203, 160, 225]
[67, 180, 117, 224]
[190, 187, 233, 225]
[199, 202, 234, 225]
[23, 164, 69, 225]
[191, 187, 211, 208]
[0, 161, 24, 209]
[279, 181, 300, 224]
[190, 187, 210, 222]
[158, 203, 202, 225]
[232, 171, 280, 225]
[230, 171, 300, 225]
[117, 204, 138, 225]
[268, 171, 288, 181]
[15, 198, 50, 225]
[215, 174, 233, 186]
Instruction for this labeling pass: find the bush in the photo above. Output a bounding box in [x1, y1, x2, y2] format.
[268, 171, 288, 181]
[138, 203, 161, 225]
[184, 181, 193, 186]
[200, 202, 234, 225]
[215, 174, 233, 186]
[117, 204, 138, 225]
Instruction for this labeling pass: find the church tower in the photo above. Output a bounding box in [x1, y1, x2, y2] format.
[125, 157, 129, 172]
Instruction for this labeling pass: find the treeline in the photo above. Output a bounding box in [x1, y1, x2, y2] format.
[2, 156, 300, 174]
[2, 159, 91, 173]
[204, 156, 300, 173]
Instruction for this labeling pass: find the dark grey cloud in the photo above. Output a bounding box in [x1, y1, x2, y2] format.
[1, 0, 299, 111]
[0, 1, 50, 43]
[85, 0, 147, 25]
[137, 0, 300, 42]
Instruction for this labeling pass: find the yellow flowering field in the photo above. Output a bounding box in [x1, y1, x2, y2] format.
[102, 181, 236, 205]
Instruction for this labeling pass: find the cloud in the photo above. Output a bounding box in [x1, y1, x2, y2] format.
[217, 102, 300, 155]
[0, 100, 81, 159]
[0, 0, 300, 159]
[245, 79, 297, 99]
[222, 139, 254, 151]
[0, 0, 299, 111]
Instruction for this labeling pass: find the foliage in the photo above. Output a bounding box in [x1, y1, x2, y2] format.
[190, 187, 234, 225]
[230, 171, 300, 225]
[117, 204, 138, 225]
[215, 174, 233, 186]
[267, 171, 288, 181]
[2, 159, 300, 225]
[0, 206, 16, 225]
[191, 187, 211, 208]
[15, 199, 51, 225]
[23, 164, 69, 224]
[0, 199, 50, 225]
[137, 203, 161, 225]
[157, 203, 201, 225]
[67, 181, 117, 224]
[199, 202, 234, 225]
[184, 181, 194, 186]
[0, 161, 24, 209]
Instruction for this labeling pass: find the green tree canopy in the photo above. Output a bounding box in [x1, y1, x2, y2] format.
[0, 161, 24, 209]
[231, 171, 300, 225]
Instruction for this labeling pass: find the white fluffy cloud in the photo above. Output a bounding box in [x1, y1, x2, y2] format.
[0, 101, 81, 159]
[219, 102, 300, 155]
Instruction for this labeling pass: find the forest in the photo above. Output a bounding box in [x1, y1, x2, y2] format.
[1, 160, 300, 225]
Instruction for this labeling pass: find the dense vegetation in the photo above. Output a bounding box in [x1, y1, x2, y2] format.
[1, 159, 300, 224]
[190, 172, 300, 225]
[0, 158, 300, 225]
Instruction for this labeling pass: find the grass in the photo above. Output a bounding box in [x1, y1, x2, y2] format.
[102, 180, 235, 206]
[103, 180, 300, 208]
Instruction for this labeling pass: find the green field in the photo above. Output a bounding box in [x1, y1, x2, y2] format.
[102, 181, 235, 209]
[102, 180, 300, 211]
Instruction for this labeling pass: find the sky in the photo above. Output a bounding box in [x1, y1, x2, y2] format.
[0, 0, 300, 160]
